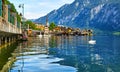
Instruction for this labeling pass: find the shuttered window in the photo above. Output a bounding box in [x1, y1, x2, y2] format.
[0, 0, 2, 16]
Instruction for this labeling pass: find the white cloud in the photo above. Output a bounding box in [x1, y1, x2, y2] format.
[25, 12, 46, 19]
[60, 0, 74, 3]
[9, 0, 74, 19]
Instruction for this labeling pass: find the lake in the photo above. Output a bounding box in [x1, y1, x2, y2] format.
[0, 35, 120, 72]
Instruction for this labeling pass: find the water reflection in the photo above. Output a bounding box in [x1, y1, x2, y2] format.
[0, 42, 18, 72]
[8, 36, 77, 72]
[3, 35, 120, 72]
[48, 36, 120, 72]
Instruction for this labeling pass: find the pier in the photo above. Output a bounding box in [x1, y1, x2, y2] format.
[0, 0, 22, 46]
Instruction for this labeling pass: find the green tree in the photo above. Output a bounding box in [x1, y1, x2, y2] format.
[3, 0, 17, 13]
[24, 20, 36, 29]
[49, 22, 56, 31]
[3, 0, 21, 27]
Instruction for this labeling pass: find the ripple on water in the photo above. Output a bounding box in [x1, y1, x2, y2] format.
[11, 54, 77, 72]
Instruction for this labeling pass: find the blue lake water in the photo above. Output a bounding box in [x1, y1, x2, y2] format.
[5, 35, 120, 72]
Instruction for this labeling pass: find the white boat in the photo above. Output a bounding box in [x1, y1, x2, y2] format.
[38, 32, 42, 38]
[88, 40, 96, 44]
[38, 34, 42, 37]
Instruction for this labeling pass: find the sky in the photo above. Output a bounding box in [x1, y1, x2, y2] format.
[9, 0, 74, 19]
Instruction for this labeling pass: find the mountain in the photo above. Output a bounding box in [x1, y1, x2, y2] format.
[34, 0, 120, 31]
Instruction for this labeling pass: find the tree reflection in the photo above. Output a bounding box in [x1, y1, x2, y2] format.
[0, 42, 18, 71]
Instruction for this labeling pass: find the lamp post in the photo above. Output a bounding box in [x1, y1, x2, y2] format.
[19, 4, 24, 19]
[19, 4, 25, 29]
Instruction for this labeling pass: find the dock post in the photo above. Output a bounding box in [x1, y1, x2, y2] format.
[2, 37, 4, 44]
[1, 37, 3, 45]
[0, 37, 1, 46]
[10, 37, 12, 42]
[9, 37, 11, 43]
[12, 36, 14, 42]
[5, 37, 7, 44]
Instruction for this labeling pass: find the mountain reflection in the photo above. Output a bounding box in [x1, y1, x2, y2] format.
[1, 35, 120, 72]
